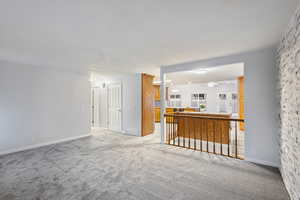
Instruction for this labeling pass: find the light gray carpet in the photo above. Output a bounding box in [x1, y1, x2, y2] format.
[0, 130, 289, 200]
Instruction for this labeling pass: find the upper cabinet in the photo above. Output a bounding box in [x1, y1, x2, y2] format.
[153, 85, 160, 101]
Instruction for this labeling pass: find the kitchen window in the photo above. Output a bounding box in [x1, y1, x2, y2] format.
[169, 94, 181, 107]
[231, 93, 238, 113]
[218, 93, 227, 113]
[191, 93, 207, 110]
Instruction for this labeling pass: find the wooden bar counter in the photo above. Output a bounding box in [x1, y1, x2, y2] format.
[174, 112, 231, 145]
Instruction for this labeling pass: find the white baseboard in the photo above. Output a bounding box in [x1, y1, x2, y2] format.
[0, 134, 91, 156]
[122, 129, 140, 136]
[245, 157, 280, 168]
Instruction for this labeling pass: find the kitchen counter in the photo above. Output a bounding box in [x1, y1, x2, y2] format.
[179, 111, 232, 115]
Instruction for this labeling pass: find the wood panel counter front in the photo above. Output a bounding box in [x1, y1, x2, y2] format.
[173, 112, 231, 144]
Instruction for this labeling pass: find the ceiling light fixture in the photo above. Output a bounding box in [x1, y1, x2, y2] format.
[190, 68, 209, 74]
[153, 79, 172, 84]
[208, 82, 217, 87]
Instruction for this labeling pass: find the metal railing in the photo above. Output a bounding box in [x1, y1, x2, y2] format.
[164, 113, 245, 159]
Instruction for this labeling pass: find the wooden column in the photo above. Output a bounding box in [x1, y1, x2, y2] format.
[238, 76, 245, 131]
[142, 73, 155, 136]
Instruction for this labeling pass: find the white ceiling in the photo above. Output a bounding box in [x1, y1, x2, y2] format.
[166, 63, 244, 85]
[0, 0, 298, 76]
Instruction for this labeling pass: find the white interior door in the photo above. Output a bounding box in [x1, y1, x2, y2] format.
[91, 87, 100, 127]
[108, 83, 122, 132]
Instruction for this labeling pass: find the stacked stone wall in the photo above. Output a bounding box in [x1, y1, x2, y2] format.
[277, 6, 300, 200]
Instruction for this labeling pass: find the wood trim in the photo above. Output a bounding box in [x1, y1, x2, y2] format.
[141, 73, 155, 136]
[164, 113, 245, 122]
[141, 74, 144, 136]
[153, 85, 160, 101]
[155, 107, 160, 122]
[238, 76, 245, 131]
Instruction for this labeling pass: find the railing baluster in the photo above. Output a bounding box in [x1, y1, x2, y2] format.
[170, 116, 171, 144]
[213, 120, 216, 154]
[165, 116, 168, 143]
[173, 116, 176, 145]
[206, 119, 209, 153]
[235, 121, 238, 158]
[194, 118, 196, 150]
[163, 114, 244, 160]
[188, 117, 191, 149]
[200, 119, 203, 151]
[220, 120, 223, 155]
[168, 116, 170, 144]
[228, 121, 230, 157]
[173, 116, 175, 145]
[171, 116, 173, 145]
[164, 117, 166, 143]
[178, 116, 180, 147]
[183, 117, 186, 148]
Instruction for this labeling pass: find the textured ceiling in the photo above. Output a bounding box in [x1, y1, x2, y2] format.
[166, 63, 244, 85]
[0, 0, 298, 76]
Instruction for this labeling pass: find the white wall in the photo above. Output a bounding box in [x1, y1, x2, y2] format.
[161, 47, 279, 167]
[168, 80, 238, 113]
[244, 48, 279, 167]
[122, 74, 142, 136]
[277, 5, 300, 199]
[96, 73, 142, 136]
[0, 60, 90, 154]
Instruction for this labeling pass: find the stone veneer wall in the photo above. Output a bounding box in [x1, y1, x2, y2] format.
[277, 6, 300, 200]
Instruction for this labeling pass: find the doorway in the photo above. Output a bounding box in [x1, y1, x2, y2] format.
[161, 63, 245, 159]
[108, 83, 122, 132]
[91, 87, 100, 128]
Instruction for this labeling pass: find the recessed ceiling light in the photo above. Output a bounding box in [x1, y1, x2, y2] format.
[189, 69, 209, 74]
[152, 79, 172, 84]
[208, 82, 217, 87]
